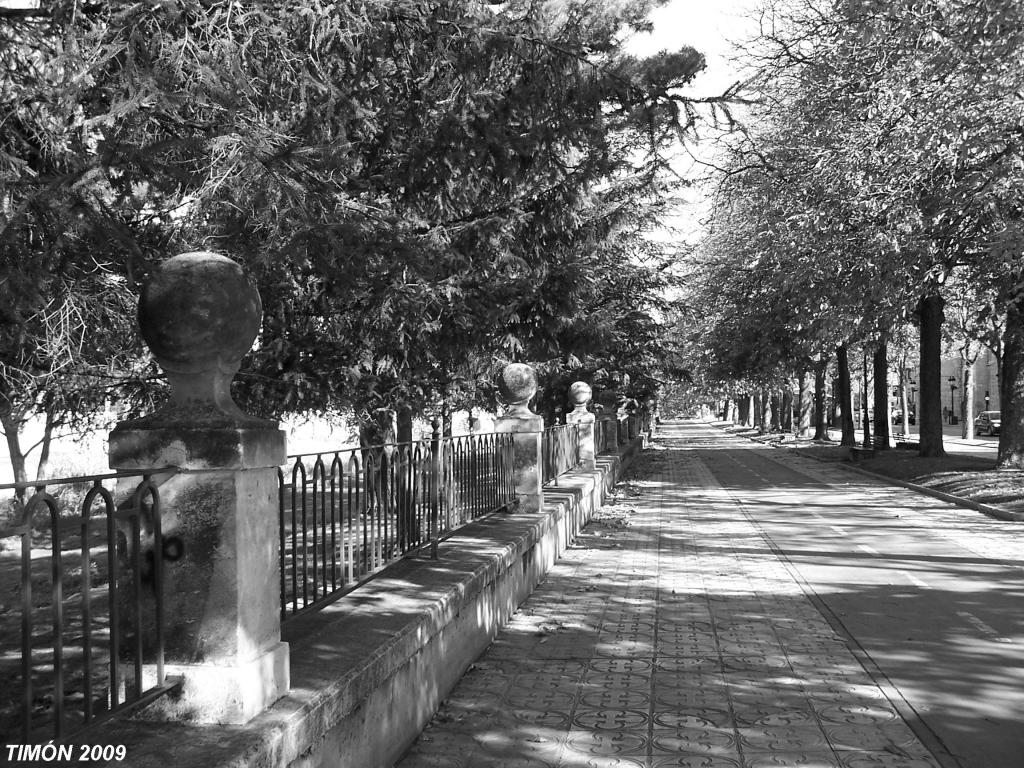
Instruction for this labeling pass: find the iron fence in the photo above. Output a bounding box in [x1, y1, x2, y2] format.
[541, 423, 581, 485]
[439, 433, 516, 529]
[0, 470, 181, 743]
[278, 431, 515, 619]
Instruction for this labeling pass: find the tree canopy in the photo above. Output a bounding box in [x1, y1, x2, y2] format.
[2, 0, 716, 466]
[679, 0, 1024, 462]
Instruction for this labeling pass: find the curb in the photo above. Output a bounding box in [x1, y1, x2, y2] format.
[703, 420, 1024, 524]
[824, 459, 1024, 523]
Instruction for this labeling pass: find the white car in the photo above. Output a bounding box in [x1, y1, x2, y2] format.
[974, 411, 1001, 436]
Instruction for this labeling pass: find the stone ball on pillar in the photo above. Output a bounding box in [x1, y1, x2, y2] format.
[138, 251, 264, 424]
[140, 251, 261, 371]
[498, 363, 537, 415]
[568, 381, 592, 410]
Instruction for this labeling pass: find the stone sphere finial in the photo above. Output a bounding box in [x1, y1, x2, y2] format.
[568, 381, 592, 410]
[497, 363, 537, 415]
[138, 251, 263, 424]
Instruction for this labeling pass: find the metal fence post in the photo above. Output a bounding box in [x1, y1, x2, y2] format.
[430, 419, 441, 558]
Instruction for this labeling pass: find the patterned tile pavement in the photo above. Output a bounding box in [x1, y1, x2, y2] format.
[395, 426, 941, 768]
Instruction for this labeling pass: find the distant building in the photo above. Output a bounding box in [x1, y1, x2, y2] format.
[938, 347, 1000, 424]
[973, 348, 1001, 412]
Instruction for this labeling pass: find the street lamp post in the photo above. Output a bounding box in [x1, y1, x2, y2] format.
[985, 390, 990, 411]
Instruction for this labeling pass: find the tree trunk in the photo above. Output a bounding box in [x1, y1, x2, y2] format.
[770, 390, 782, 431]
[759, 388, 771, 433]
[837, 345, 856, 446]
[997, 294, 1024, 467]
[441, 402, 453, 438]
[35, 407, 57, 481]
[861, 350, 872, 449]
[960, 354, 975, 440]
[918, 293, 946, 457]
[872, 339, 890, 450]
[0, 410, 28, 494]
[813, 361, 828, 440]
[899, 367, 911, 438]
[781, 387, 794, 432]
[797, 372, 812, 438]
[738, 394, 749, 426]
[396, 406, 414, 444]
[394, 406, 416, 549]
[828, 378, 839, 427]
[753, 392, 763, 431]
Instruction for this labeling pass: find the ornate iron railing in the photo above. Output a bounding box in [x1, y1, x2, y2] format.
[278, 431, 515, 619]
[541, 423, 581, 485]
[439, 433, 516, 530]
[0, 470, 181, 743]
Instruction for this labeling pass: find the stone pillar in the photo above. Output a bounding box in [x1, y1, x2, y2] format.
[565, 381, 596, 471]
[595, 389, 620, 453]
[108, 251, 289, 724]
[494, 363, 543, 513]
[643, 397, 657, 435]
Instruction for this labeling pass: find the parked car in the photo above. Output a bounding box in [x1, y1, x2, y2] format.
[974, 411, 1001, 436]
[892, 410, 916, 425]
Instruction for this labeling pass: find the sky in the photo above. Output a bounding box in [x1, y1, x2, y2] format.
[625, 0, 761, 96]
[622, 1, 764, 244]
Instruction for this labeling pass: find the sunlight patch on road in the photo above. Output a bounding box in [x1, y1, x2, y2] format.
[899, 570, 930, 589]
[955, 611, 1014, 644]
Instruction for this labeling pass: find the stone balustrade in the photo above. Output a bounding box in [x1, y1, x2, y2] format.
[94, 251, 654, 732]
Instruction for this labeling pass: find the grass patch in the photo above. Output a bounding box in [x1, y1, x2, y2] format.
[911, 468, 1024, 513]
[857, 451, 996, 481]
[785, 441, 1024, 515]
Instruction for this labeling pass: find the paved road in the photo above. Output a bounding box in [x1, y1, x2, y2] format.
[396, 422, 1023, 768]
[694, 430, 1024, 768]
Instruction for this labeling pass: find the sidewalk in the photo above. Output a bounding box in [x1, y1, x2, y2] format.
[396, 425, 940, 768]
[823, 425, 998, 458]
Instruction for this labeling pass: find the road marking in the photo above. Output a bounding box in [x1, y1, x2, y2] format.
[857, 544, 879, 556]
[830, 525, 848, 536]
[956, 611, 1013, 643]
[899, 570, 929, 588]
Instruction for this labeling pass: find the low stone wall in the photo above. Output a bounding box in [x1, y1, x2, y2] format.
[73, 437, 644, 768]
